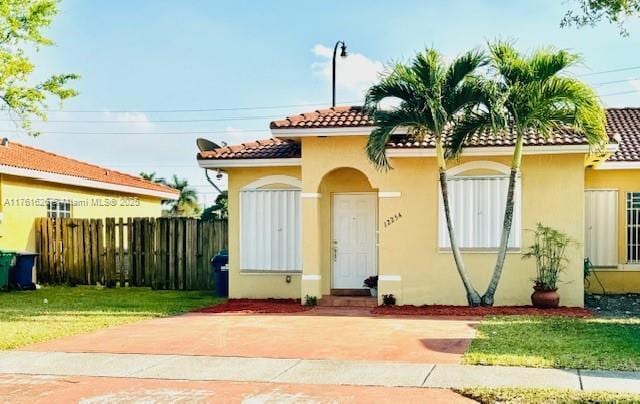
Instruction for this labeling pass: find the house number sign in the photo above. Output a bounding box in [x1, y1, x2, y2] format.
[383, 212, 403, 228]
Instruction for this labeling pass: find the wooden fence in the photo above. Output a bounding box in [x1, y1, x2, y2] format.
[35, 217, 228, 290]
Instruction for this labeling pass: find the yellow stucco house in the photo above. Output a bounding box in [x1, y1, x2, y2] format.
[197, 106, 640, 307]
[0, 138, 179, 252]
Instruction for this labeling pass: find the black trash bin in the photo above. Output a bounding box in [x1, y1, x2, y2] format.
[211, 250, 229, 297]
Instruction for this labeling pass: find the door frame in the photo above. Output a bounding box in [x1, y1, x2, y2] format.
[330, 192, 378, 289]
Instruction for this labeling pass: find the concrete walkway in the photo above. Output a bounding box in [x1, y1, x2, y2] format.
[1, 351, 639, 394]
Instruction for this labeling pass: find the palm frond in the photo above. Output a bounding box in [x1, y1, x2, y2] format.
[365, 109, 424, 171]
[445, 112, 496, 159]
[528, 47, 580, 81]
[443, 48, 488, 95]
[489, 41, 531, 85]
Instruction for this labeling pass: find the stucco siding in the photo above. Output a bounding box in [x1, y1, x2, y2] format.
[226, 166, 302, 299]
[227, 136, 587, 306]
[0, 174, 164, 252]
[585, 167, 640, 293]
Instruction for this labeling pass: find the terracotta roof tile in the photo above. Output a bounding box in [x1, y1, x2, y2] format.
[270, 106, 374, 129]
[207, 106, 640, 162]
[0, 140, 179, 195]
[197, 138, 300, 160]
[605, 108, 640, 161]
[387, 126, 588, 149]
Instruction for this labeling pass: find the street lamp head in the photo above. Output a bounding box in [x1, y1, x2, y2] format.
[340, 43, 348, 58]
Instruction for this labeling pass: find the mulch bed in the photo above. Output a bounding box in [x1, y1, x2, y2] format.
[192, 298, 311, 314]
[372, 305, 592, 317]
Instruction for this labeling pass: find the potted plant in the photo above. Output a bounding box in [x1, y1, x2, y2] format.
[523, 223, 574, 308]
[363, 275, 378, 297]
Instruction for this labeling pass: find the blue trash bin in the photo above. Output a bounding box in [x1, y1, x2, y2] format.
[211, 250, 229, 297]
[11, 252, 38, 289]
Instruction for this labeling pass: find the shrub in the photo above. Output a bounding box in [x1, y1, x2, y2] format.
[382, 294, 396, 306]
[304, 295, 317, 307]
[363, 275, 378, 289]
[523, 223, 575, 290]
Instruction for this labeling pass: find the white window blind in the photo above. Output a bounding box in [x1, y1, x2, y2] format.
[585, 190, 618, 267]
[240, 189, 301, 271]
[439, 176, 521, 249]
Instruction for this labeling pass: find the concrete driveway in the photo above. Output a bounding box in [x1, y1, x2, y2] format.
[20, 307, 479, 364]
[2, 308, 479, 402]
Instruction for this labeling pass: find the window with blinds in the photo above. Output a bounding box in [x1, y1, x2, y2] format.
[628, 192, 640, 263]
[240, 189, 301, 271]
[439, 176, 521, 249]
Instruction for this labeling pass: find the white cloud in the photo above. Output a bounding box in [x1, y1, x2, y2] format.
[102, 111, 152, 128]
[311, 44, 385, 103]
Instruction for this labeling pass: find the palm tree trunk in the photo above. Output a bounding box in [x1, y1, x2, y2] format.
[481, 135, 523, 306]
[436, 139, 481, 306]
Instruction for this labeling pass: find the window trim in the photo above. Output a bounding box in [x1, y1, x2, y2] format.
[47, 198, 72, 219]
[626, 191, 640, 264]
[438, 161, 521, 251]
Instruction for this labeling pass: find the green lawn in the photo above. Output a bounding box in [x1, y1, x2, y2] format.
[456, 387, 640, 404]
[0, 286, 223, 350]
[464, 316, 640, 371]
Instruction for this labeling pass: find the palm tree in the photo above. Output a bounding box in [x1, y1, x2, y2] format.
[165, 175, 200, 217]
[364, 48, 493, 306]
[139, 171, 166, 185]
[447, 42, 608, 306]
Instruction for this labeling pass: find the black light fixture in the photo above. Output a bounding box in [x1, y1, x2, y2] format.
[332, 40, 348, 107]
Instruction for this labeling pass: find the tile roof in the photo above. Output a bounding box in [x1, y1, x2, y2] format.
[605, 108, 640, 161]
[0, 140, 179, 196]
[386, 127, 588, 149]
[270, 106, 373, 129]
[197, 138, 300, 160]
[204, 106, 640, 162]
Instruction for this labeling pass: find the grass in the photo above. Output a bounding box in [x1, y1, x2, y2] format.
[464, 315, 640, 371]
[0, 286, 223, 350]
[456, 387, 640, 403]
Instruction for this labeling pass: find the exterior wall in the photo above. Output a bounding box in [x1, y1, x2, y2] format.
[225, 136, 587, 306]
[0, 174, 164, 252]
[226, 166, 302, 299]
[585, 167, 640, 293]
[299, 136, 586, 307]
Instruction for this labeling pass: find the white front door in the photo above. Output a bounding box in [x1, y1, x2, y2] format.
[332, 193, 377, 289]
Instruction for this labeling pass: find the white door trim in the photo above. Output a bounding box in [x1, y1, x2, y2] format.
[331, 192, 378, 289]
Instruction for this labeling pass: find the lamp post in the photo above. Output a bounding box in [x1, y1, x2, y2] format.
[332, 40, 348, 107]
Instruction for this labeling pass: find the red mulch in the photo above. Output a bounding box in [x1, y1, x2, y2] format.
[192, 299, 311, 314]
[371, 305, 592, 317]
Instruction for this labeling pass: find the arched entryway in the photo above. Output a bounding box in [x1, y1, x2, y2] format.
[317, 167, 378, 294]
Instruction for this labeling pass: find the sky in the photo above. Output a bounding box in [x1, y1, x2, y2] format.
[7, 0, 640, 207]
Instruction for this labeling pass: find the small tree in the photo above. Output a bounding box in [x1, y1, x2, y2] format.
[365, 48, 494, 306]
[448, 42, 608, 306]
[0, 0, 79, 135]
[140, 171, 167, 185]
[523, 223, 575, 291]
[164, 175, 200, 217]
[201, 191, 228, 220]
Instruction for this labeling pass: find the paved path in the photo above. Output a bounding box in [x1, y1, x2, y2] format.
[0, 374, 470, 404]
[20, 311, 479, 364]
[1, 351, 639, 394]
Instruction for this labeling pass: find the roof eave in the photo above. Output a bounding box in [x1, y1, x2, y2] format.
[0, 164, 179, 200]
[197, 158, 302, 169]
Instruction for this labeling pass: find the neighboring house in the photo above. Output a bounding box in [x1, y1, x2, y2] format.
[197, 106, 639, 307]
[0, 138, 179, 252]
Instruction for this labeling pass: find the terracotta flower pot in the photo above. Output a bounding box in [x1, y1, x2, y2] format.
[531, 287, 560, 309]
